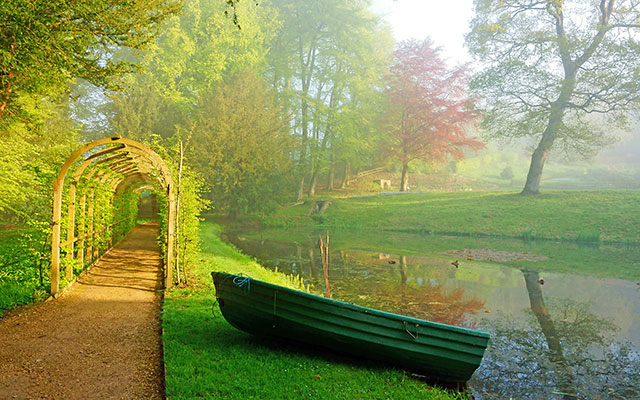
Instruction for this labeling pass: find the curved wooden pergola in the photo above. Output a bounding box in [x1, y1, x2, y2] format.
[51, 137, 176, 295]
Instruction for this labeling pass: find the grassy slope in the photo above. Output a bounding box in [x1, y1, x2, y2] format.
[262, 191, 640, 244]
[162, 223, 463, 400]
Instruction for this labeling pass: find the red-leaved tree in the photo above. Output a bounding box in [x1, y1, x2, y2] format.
[386, 39, 484, 191]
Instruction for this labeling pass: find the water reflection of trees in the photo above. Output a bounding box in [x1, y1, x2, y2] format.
[223, 233, 640, 397]
[254, 244, 484, 328]
[471, 269, 640, 400]
[331, 256, 484, 328]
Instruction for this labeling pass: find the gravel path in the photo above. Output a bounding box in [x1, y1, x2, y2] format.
[0, 223, 164, 400]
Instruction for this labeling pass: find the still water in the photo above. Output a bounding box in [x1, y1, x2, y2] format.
[221, 227, 640, 399]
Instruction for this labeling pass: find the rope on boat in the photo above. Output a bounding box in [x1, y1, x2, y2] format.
[220, 273, 251, 292]
[232, 274, 251, 291]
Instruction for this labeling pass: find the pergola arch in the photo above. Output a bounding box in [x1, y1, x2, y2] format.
[51, 137, 176, 296]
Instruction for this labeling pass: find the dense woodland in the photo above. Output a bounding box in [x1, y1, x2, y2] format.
[1, 0, 487, 222]
[1, 0, 640, 304]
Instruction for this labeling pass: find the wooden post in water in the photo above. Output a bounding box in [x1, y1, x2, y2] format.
[318, 232, 331, 298]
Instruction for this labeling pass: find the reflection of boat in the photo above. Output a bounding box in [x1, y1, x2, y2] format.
[212, 272, 490, 382]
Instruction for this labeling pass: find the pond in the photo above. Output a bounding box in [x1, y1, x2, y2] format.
[220, 225, 640, 399]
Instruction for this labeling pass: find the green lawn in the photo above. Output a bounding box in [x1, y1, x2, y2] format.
[261, 191, 640, 244]
[162, 223, 464, 399]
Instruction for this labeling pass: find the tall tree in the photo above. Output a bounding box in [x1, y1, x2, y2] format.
[267, 0, 393, 198]
[107, 0, 277, 141]
[385, 39, 483, 192]
[466, 0, 640, 194]
[0, 0, 182, 122]
[190, 71, 295, 216]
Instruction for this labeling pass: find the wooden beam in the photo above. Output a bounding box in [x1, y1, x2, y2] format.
[65, 180, 77, 280]
[88, 190, 95, 264]
[50, 177, 63, 296]
[51, 137, 176, 295]
[78, 193, 87, 264]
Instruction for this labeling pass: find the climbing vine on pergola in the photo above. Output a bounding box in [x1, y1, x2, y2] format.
[50, 137, 176, 295]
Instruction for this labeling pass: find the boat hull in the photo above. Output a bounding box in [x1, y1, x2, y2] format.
[212, 272, 489, 382]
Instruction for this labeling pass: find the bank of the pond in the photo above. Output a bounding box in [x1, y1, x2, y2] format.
[162, 223, 464, 399]
[260, 191, 640, 244]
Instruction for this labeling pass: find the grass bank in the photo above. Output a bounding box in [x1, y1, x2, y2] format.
[261, 191, 640, 244]
[162, 223, 463, 399]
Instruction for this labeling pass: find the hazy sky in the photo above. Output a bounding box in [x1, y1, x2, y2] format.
[369, 0, 475, 65]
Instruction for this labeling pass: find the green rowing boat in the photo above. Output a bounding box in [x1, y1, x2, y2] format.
[212, 271, 490, 382]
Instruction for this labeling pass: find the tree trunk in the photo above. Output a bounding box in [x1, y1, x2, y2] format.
[523, 269, 575, 398]
[340, 161, 350, 188]
[309, 169, 318, 197]
[521, 135, 555, 195]
[308, 119, 330, 197]
[522, 65, 576, 194]
[296, 176, 305, 202]
[308, 248, 315, 279]
[400, 161, 409, 192]
[523, 270, 565, 362]
[327, 156, 335, 191]
[399, 255, 407, 286]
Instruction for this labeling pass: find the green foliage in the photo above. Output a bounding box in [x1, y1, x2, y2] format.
[0, 282, 33, 316]
[153, 137, 210, 286]
[0, 100, 81, 220]
[108, 0, 276, 143]
[575, 231, 601, 244]
[138, 0, 274, 107]
[191, 71, 295, 215]
[0, 225, 50, 315]
[163, 221, 463, 399]
[0, 100, 83, 311]
[108, 0, 282, 218]
[112, 188, 140, 241]
[466, 0, 640, 147]
[466, 0, 640, 192]
[500, 166, 514, 180]
[0, 0, 182, 122]
[0, 0, 223, 313]
[267, 0, 394, 196]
